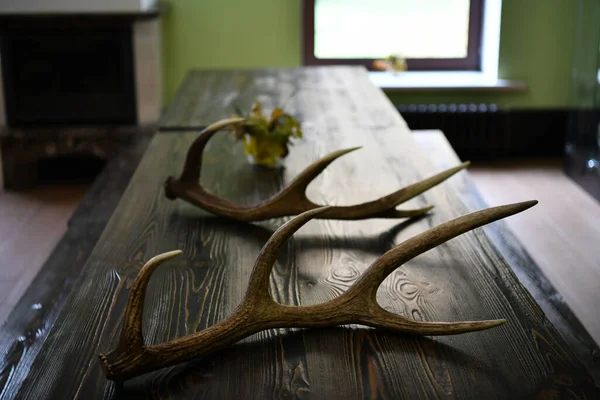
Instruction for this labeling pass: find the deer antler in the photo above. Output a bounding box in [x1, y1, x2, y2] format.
[164, 118, 470, 221]
[99, 200, 537, 381]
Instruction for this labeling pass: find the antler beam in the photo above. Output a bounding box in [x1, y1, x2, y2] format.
[99, 200, 537, 382]
[164, 118, 470, 221]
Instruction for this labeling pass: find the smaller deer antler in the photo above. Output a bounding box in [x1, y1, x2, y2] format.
[164, 118, 470, 221]
[99, 200, 537, 382]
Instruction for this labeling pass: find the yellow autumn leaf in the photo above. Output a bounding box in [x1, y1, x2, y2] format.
[271, 107, 284, 121]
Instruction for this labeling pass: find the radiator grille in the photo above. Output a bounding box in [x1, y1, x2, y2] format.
[396, 104, 569, 160]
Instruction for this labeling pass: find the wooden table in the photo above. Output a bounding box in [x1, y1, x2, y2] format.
[2, 67, 598, 399]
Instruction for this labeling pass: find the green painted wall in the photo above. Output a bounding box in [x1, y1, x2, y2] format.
[161, 0, 578, 108]
[161, 0, 301, 103]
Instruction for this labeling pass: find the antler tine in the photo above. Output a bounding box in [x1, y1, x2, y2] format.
[378, 162, 471, 217]
[99, 250, 182, 378]
[117, 250, 183, 348]
[337, 200, 538, 335]
[317, 161, 471, 220]
[358, 308, 507, 336]
[261, 147, 362, 211]
[243, 206, 332, 306]
[176, 118, 245, 184]
[165, 117, 469, 221]
[278, 147, 363, 195]
[348, 200, 538, 297]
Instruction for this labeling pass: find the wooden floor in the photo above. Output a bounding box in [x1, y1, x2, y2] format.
[0, 184, 88, 324]
[470, 158, 600, 345]
[0, 161, 598, 346]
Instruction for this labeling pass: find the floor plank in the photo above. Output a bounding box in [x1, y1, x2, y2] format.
[0, 185, 88, 324]
[470, 158, 600, 345]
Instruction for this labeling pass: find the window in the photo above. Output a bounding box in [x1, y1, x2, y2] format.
[302, 0, 484, 71]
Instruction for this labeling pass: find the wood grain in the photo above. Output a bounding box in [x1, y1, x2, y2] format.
[6, 67, 598, 399]
[0, 135, 151, 397]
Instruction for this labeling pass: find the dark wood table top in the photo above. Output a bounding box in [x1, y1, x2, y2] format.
[4, 67, 598, 399]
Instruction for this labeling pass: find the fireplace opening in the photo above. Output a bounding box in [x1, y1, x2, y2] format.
[0, 12, 161, 190]
[0, 22, 137, 128]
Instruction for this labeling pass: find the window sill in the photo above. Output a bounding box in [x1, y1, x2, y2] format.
[368, 71, 527, 93]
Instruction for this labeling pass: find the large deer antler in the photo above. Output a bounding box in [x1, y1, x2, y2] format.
[99, 200, 537, 382]
[164, 118, 470, 221]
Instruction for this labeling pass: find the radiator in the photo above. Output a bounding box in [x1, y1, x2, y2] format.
[396, 104, 571, 160]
